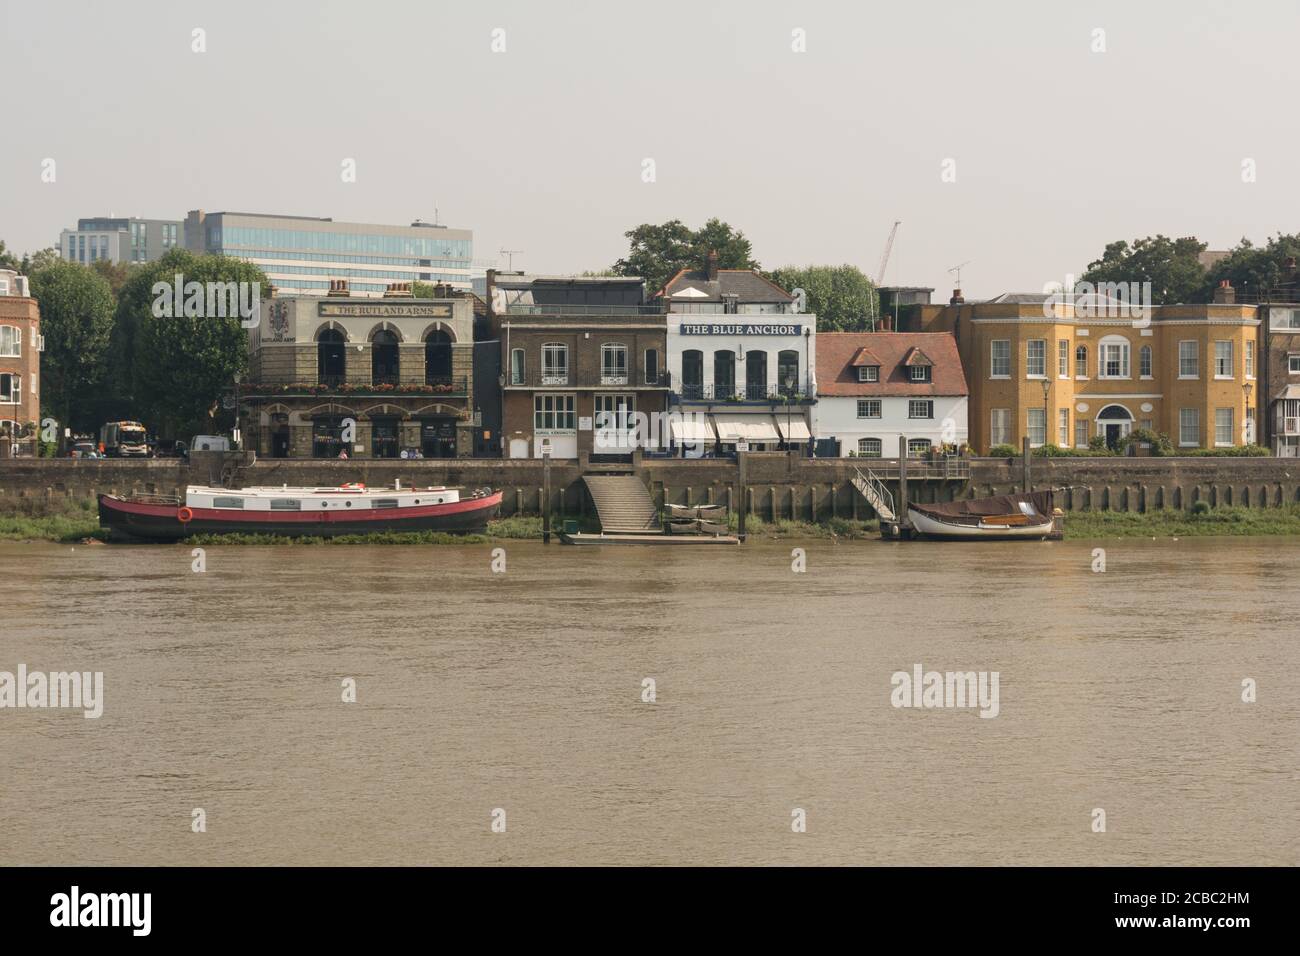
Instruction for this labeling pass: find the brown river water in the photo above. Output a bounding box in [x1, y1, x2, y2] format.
[0, 536, 1295, 866]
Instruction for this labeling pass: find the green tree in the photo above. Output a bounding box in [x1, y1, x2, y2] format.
[115, 249, 268, 436]
[24, 247, 60, 274]
[0, 241, 60, 274]
[766, 264, 879, 331]
[1080, 235, 1207, 305]
[89, 258, 132, 297]
[611, 218, 757, 296]
[29, 262, 116, 435]
[1204, 233, 1300, 300]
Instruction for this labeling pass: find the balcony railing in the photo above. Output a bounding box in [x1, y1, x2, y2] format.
[506, 370, 672, 388]
[505, 303, 666, 316]
[244, 377, 469, 397]
[676, 382, 814, 402]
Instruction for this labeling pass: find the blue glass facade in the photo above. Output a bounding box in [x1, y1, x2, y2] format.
[212, 225, 471, 261]
[203, 215, 475, 293]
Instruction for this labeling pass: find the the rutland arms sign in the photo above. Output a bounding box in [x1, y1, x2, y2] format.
[680, 322, 802, 335]
[318, 302, 452, 318]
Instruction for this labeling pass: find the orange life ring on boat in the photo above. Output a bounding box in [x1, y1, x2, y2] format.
[177, 507, 193, 523]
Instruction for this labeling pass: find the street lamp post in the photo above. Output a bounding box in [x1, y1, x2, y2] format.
[1243, 381, 1254, 446]
[784, 374, 796, 455]
[1040, 378, 1050, 449]
[233, 372, 242, 451]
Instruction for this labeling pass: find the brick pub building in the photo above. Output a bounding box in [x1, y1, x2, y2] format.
[242, 280, 476, 458]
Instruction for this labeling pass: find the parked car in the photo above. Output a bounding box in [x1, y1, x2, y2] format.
[68, 441, 99, 459]
[150, 439, 189, 459]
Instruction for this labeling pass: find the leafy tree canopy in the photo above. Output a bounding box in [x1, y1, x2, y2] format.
[1080, 235, 1207, 305]
[766, 264, 879, 331]
[115, 249, 268, 435]
[29, 262, 116, 434]
[1203, 233, 1300, 300]
[611, 218, 757, 297]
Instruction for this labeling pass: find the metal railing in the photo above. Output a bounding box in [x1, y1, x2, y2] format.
[246, 376, 469, 395]
[505, 303, 666, 316]
[856, 467, 895, 520]
[676, 382, 814, 402]
[506, 370, 671, 388]
[848, 457, 970, 480]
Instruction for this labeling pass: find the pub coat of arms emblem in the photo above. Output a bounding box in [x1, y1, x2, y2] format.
[268, 302, 291, 342]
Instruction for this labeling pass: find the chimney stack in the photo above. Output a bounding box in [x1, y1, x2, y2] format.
[327, 279, 351, 297]
[384, 282, 414, 298]
[1213, 279, 1235, 304]
[950, 288, 965, 305]
[706, 250, 719, 282]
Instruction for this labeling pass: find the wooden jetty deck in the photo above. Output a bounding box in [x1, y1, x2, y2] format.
[559, 531, 741, 546]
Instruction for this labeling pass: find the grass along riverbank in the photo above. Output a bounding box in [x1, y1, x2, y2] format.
[0, 501, 543, 544]
[6, 501, 1300, 543]
[1061, 504, 1300, 538]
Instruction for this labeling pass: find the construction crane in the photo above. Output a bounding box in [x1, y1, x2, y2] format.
[873, 221, 904, 332]
[877, 220, 901, 285]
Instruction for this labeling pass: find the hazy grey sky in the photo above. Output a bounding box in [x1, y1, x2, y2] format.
[3, 0, 1297, 298]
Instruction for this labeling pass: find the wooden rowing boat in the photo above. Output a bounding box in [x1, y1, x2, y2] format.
[906, 490, 1059, 540]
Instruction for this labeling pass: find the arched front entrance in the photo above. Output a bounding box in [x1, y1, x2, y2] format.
[1096, 403, 1134, 450]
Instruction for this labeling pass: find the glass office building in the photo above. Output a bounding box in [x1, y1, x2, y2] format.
[59, 217, 183, 265]
[186, 210, 476, 296]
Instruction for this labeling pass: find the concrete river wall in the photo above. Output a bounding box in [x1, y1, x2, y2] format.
[3, 452, 1300, 521]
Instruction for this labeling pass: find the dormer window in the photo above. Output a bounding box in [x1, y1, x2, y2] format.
[909, 365, 931, 383]
[857, 366, 879, 383]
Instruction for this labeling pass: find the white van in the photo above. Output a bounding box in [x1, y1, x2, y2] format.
[190, 435, 231, 452]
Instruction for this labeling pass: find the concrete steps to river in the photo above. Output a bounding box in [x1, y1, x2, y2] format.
[582, 474, 658, 533]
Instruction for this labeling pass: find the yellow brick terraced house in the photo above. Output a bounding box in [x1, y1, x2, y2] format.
[918, 287, 1260, 454]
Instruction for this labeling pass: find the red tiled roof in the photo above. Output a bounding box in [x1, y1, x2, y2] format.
[816, 332, 967, 396]
[849, 346, 882, 367]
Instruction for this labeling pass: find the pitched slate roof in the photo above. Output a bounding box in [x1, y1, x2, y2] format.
[658, 268, 794, 304]
[816, 332, 968, 397]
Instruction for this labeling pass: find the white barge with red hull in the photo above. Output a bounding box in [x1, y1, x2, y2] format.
[98, 483, 503, 540]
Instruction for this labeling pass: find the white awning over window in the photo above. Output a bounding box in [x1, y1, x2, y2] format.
[711, 416, 781, 443]
[669, 418, 716, 442]
[775, 417, 811, 442]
